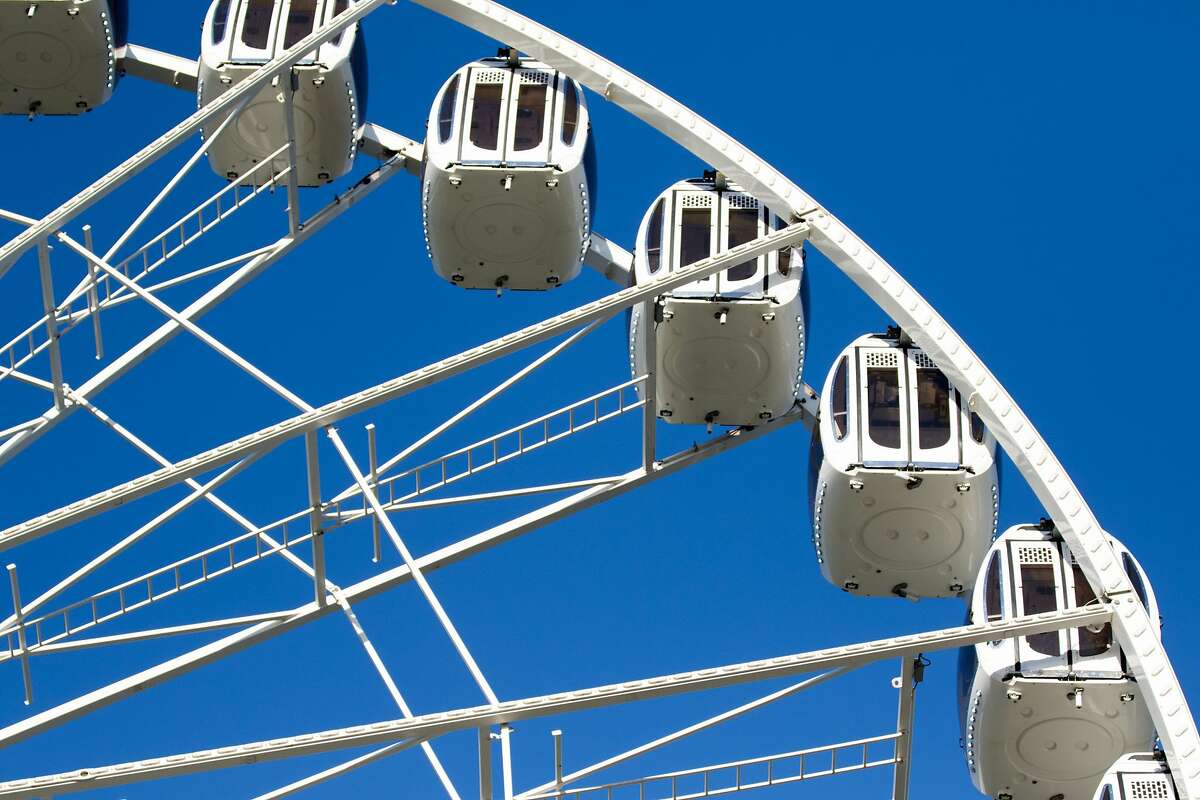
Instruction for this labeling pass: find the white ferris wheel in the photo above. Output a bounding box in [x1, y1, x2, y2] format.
[0, 2, 1193, 799]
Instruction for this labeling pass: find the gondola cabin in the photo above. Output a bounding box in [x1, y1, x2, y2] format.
[629, 176, 806, 427]
[422, 54, 595, 291]
[959, 524, 1159, 800]
[1092, 754, 1178, 800]
[808, 331, 998, 599]
[0, 0, 126, 115]
[198, 0, 367, 186]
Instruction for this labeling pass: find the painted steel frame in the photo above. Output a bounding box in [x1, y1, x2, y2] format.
[0, 0, 1192, 797]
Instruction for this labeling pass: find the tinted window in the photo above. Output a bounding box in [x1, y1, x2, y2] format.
[645, 198, 664, 275]
[726, 207, 758, 281]
[915, 368, 952, 449]
[562, 78, 579, 146]
[775, 216, 792, 277]
[1099, 786, 1113, 800]
[438, 75, 459, 145]
[970, 412, 986, 443]
[212, 0, 232, 44]
[513, 84, 547, 152]
[866, 367, 902, 449]
[680, 208, 711, 268]
[284, 0, 317, 48]
[1021, 564, 1061, 656]
[1122, 552, 1149, 608]
[831, 356, 849, 440]
[331, 0, 350, 46]
[241, 0, 275, 49]
[1072, 564, 1112, 657]
[469, 83, 503, 150]
[984, 552, 1003, 621]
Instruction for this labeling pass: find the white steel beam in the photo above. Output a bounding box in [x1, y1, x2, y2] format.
[13, 612, 294, 657]
[891, 657, 920, 800]
[114, 44, 199, 93]
[35, 241, 65, 411]
[0, 414, 806, 752]
[326, 427, 501, 707]
[0, 150, 413, 467]
[405, 2, 1200, 791]
[522, 733, 901, 800]
[250, 738, 429, 800]
[0, 223, 808, 549]
[517, 669, 850, 799]
[0, 0, 391, 277]
[0, 606, 1111, 796]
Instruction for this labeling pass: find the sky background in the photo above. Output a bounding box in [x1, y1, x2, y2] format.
[0, 1, 1198, 798]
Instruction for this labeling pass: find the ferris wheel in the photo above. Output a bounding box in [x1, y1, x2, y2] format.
[0, 2, 1194, 799]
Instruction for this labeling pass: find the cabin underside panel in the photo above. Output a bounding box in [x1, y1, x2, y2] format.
[0, 0, 114, 116]
[198, 63, 357, 186]
[424, 162, 588, 290]
[813, 462, 996, 598]
[969, 674, 1155, 800]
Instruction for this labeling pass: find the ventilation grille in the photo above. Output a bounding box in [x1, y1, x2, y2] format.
[864, 351, 898, 368]
[912, 352, 937, 369]
[1124, 777, 1172, 799]
[680, 194, 713, 209]
[474, 70, 507, 83]
[726, 194, 758, 209]
[1017, 545, 1055, 566]
[519, 71, 552, 85]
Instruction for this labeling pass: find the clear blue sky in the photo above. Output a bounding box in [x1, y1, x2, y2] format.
[0, 1, 1198, 797]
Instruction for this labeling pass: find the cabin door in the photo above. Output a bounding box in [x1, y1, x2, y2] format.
[669, 190, 718, 298]
[717, 197, 766, 298]
[856, 347, 910, 468]
[503, 68, 556, 166]
[458, 66, 512, 164]
[229, 0, 284, 63]
[1063, 555, 1122, 677]
[905, 350, 961, 468]
[274, 0, 326, 62]
[1008, 540, 1071, 676]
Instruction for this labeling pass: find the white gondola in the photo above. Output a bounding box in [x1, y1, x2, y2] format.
[0, 0, 125, 116]
[959, 523, 1160, 800]
[422, 52, 595, 291]
[628, 175, 806, 427]
[1092, 753, 1178, 800]
[808, 330, 998, 599]
[198, 0, 367, 185]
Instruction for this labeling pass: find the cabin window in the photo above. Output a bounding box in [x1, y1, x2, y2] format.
[1072, 564, 1112, 656]
[562, 79, 579, 146]
[646, 198, 664, 274]
[1121, 552, 1149, 608]
[212, 0, 232, 44]
[241, 0, 275, 49]
[775, 216, 792, 277]
[915, 368, 952, 449]
[469, 84, 503, 151]
[438, 75, 459, 144]
[513, 84, 548, 152]
[331, 0, 350, 45]
[970, 412, 985, 443]
[1099, 786, 1114, 800]
[866, 367, 902, 449]
[680, 209, 711, 268]
[284, 0, 318, 49]
[984, 552, 1003, 622]
[831, 357, 849, 440]
[1021, 565, 1061, 656]
[726, 208, 759, 281]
